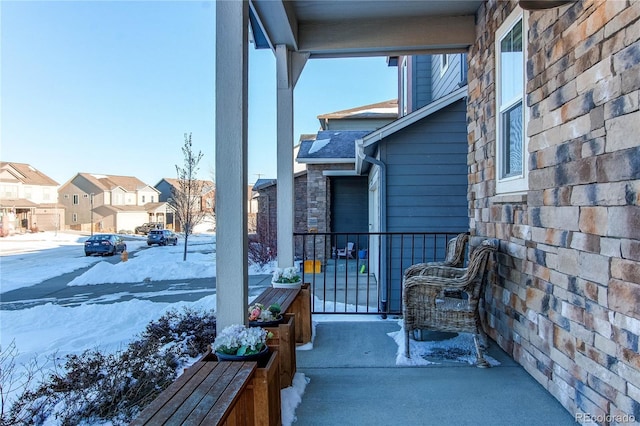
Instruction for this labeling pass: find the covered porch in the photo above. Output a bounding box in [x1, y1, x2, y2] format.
[214, 0, 639, 423]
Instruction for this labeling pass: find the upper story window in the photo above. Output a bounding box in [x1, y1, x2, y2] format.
[496, 8, 528, 194]
[142, 195, 146, 203]
[73, 194, 79, 205]
[440, 54, 449, 76]
[2, 185, 18, 198]
[400, 57, 409, 116]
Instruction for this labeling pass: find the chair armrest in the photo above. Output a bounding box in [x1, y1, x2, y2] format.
[404, 263, 431, 279]
[415, 265, 466, 279]
[404, 274, 468, 290]
[404, 263, 463, 279]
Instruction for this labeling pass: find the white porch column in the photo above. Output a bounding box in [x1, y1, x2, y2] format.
[276, 44, 307, 268]
[215, 1, 249, 329]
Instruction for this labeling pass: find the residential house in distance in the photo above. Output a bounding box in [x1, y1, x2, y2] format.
[58, 173, 162, 233]
[253, 171, 308, 257]
[253, 133, 312, 256]
[300, 100, 399, 253]
[0, 162, 63, 235]
[154, 178, 216, 232]
[255, 101, 395, 261]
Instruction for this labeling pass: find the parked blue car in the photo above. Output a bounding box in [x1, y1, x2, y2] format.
[84, 234, 127, 256]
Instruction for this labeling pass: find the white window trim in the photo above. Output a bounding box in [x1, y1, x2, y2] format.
[440, 54, 449, 76]
[400, 56, 409, 116]
[495, 7, 529, 194]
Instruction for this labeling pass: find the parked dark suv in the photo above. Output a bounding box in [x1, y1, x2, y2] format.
[135, 222, 162, 235]
[147, 229, 178, 246]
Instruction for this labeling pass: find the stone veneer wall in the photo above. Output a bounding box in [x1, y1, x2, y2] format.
[305, 163, 354, 261]
[468, 0, 640, 420]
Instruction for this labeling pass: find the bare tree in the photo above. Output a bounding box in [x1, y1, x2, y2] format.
[172, 133, 205, 261]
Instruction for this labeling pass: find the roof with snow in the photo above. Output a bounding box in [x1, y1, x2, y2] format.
[296, 130, 372, 163]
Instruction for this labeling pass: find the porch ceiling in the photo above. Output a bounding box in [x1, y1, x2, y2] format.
[249, 0, 483, 58]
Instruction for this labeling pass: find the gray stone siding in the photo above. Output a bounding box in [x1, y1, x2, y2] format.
[305, 163, 354, 261]
[468, 0, 640, 419]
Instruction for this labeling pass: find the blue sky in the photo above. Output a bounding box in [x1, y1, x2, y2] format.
[1, 1, 397, 186]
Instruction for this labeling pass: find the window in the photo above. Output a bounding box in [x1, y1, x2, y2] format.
[142, 195, 146, 203]
[72, 213, 78, 222]
[83, 194, 88, 198]
[496, 8, 528, 194]
[440, 54, 449, 76]
[73, 194, 79, 205]
[400, 57, 409, 116]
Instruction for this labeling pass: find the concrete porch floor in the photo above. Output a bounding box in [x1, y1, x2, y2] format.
[294, 320, 577, 425]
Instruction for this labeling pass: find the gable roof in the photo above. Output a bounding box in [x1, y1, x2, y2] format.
[318, 99, 398, 123]
[0, 162, 59, 186]
[253, 170, 307, 192]
[355, 85, 468, 173]
[296, 130, 372, 164]
[158, 178, 215, 195]
[77, 173, 156, 193]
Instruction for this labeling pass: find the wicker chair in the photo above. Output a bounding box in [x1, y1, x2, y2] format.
[402, 238, 498, 367]
[403, 233, 469, 280]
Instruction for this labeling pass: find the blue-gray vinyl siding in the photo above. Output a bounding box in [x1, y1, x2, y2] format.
[412, 55, 432, 110]
[382, 99, 468, 233]
[431, 54, 467, 100]
[379, 98, 468, 311]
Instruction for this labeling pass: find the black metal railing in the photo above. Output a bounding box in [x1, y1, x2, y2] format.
[294, 231, 464, 317]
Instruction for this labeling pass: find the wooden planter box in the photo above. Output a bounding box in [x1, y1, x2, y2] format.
[200, 349, 281, 426]
[132, 360, 256, 426]
[264, 313, 297, 388]
[245, 350, 281, 426]
[292, 283, 312, 345]
[251, 283, 313, 346]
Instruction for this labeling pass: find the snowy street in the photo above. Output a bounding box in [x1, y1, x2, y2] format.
[1, 232, 273, 310]
[0, 231, 273, 394]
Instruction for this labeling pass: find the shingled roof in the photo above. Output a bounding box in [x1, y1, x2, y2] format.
[77, 173, 153, 192]
[296, 130, 371, 163]
[0, 162, 59, 186]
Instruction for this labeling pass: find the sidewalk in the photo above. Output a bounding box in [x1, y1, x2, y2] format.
[294, 320, 577, 425]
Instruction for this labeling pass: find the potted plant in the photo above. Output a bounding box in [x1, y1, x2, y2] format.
[212, 324, 272, 362]
[271, 266, 302, 289]
[248, 302, 283, 326]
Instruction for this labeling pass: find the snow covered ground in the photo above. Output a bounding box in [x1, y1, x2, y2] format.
[0, 231, 304, 425]
[1, 231, 494, 425]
